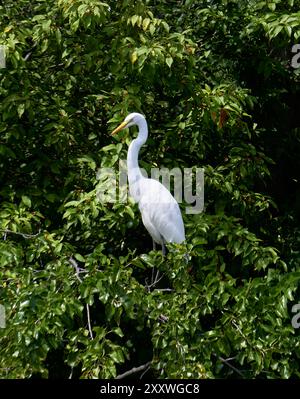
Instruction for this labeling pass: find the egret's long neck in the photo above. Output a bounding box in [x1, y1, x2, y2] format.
[127, 118, 148, 186]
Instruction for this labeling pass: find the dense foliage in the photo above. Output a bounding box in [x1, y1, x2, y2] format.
[0, 0, 300, 378]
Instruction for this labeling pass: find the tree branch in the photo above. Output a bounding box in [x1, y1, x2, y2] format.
[69, 257, 83, 283]
[68, 257, 93, 339]
[86, 303, 94, 340]
[115, 361, 152, 380]
[24, 43, 37, 61]
[154, 288, 174, 292]
[146, 271, 165, 292]
[0, 228, 41, 239]
[217, 355, 244, 378]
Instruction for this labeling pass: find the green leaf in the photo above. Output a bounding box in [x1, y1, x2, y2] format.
[109, 349, 124, 363]
[17, 104, 25, 118]
[112, 327, 124, 337]
[125, 206, 134, 219]
[166, 57, 173, 68]
[131, 15, 139, 27]
[21, 196, 31, 208]
[131, 51, 137, 64]
[271, 25, 283, 38]
[268, 3, 276, 11]
[142, 18, 151, 31]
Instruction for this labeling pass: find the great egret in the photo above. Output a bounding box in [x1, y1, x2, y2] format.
[112, 112, 185, 254]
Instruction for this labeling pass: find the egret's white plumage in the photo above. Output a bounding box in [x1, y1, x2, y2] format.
[112, 112, 185, 247]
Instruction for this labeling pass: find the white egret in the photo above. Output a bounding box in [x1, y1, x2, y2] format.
[112, 112, 185, 255]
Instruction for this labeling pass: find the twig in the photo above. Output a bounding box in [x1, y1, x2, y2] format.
[146, 271, 165, 291]
[49, 62, 64, 69]
[154, 288, 173, 292]
[219, 355, 244, 378]
[151, 266, 155, 285]
[69, 258, 93, 339]
[232, 320, 251, 346]
[139, 363, 151, 379]
[115, 361, 152, 380]
[158, 314, 169, 323]
[0, 228, 41, 239]
[69, 257, 82, 283]
[24, 43, 37, 61]
[86, 303, 94, 339]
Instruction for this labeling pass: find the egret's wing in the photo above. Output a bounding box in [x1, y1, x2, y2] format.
[138, 178, 185, 244]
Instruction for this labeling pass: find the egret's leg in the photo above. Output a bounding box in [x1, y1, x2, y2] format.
[152, 240, 157, 251]
[162, 240, 166, 257]
[151, 239, 165, 285]
[151, 240, 156, 284]
[151, 240, 156, 283]
[151, 239, 163, 285]
[151, 266, 155, 285]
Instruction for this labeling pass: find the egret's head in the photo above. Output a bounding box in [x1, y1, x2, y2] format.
[111, 112, 145, 135]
